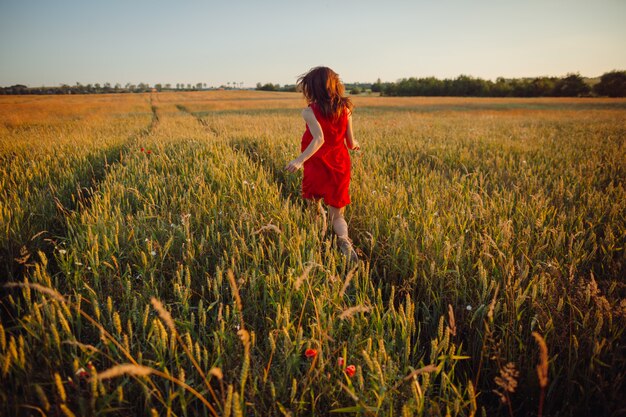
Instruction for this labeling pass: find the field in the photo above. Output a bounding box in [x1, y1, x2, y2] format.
[1, 91, 625, 416]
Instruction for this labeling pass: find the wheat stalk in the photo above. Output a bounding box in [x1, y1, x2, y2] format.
[98, 364, 153, 380]
[339, 265, 358, 298]
[5, 282, 66, 304]
[150, 297, 176, 334]
[339, 305, 371, 320]
[252, 223, 281, 234]
[532, 332, 549, 388]
[532, 331, 549, 417]
[294, 264, 314, 290]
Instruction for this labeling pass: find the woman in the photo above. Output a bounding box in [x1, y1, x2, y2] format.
[285, 66, 360, 261]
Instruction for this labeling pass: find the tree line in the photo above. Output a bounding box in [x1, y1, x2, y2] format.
[0, 82, 220, 95]
[2, 71, 625, 97]
[370, 71, 626, 97]
[255, 82, 297, 92]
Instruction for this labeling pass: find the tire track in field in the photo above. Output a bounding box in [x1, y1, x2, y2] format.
[175, 103, 303, 205]
[227, 137, 302, 204]
[175, 104, 221, 137]
[3, 95, 160, 283]
[70, 94, 160, 210]
[175, 104, 302, 205]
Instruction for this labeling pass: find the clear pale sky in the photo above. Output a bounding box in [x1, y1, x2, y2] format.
[1, 0, 625, 87]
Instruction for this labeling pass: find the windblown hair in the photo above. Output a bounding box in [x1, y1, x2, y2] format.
[297, 66, 353, 120]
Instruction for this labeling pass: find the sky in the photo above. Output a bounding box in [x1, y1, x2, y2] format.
[1, 0, 625, 88]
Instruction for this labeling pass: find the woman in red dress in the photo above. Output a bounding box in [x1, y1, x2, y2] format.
[285, 66, 361, 261]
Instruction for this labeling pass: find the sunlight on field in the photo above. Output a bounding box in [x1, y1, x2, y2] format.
[0, 94, 151, 128]
[1, 91, 625, 416]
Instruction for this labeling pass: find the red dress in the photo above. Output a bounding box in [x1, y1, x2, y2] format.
[301, 103, 351, 208]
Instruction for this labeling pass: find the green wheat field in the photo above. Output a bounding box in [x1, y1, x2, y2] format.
[1, 91, 625, 416]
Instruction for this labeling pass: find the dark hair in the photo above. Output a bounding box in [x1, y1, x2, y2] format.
[297, 66, 353, 119]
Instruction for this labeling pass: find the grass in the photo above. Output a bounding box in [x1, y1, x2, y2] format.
[1, 91, 625, 416]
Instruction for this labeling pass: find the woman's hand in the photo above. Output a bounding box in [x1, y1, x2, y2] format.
[285, 158, 304, 172]
[348, 140, 361, 151]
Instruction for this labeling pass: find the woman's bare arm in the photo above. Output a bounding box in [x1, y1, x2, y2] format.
[285, 107, 325, 172]
[345, 114, 360, 150]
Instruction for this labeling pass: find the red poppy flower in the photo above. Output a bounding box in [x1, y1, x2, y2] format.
[140, 147, 144, 152]
[146, 150, 152, 155]
[305, 348, 318, 358]
[345, 365, 356, 377]
[337, 357, 345, 367]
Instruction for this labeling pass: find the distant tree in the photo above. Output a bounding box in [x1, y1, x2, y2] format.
[420, 77, 443, 95]
[594, 70, 626, 97]
[371, 78, 382, 93]
[381, 82, 397, 96]
[527, 77, 557, 97]
[489, 77, 510, 97]
[155, 84, 163, 92]
[447, 75, 490, 96]
[7, 84, 29, 95]
[187, 83, 191, 90]
[553, 73, 590, 97]
[165, 83, 171, 89]
[256, 82, 278, 91]
[350, 86, 362, 95]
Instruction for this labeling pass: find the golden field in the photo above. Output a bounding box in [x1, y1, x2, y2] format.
[1, 91, 625, 416]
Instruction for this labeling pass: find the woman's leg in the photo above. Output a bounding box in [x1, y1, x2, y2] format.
[327, 205, 348, 238]
[328, 205, 358, 261]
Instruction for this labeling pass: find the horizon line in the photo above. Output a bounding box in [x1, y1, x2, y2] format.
[3, 70, 625, 89]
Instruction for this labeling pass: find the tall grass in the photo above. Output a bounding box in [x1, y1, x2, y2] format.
[1, 92, 624, 416]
